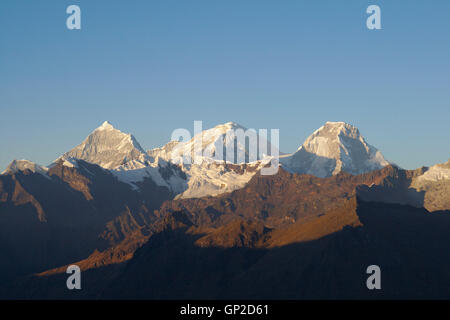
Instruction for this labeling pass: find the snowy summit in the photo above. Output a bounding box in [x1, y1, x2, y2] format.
[281, 121, 389, 177]
[2, 159, 49, 177]
[58, 121, 149, 169]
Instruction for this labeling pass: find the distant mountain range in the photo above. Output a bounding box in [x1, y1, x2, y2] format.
[2, 120, 394, 198]
[0, 121, 449, 299]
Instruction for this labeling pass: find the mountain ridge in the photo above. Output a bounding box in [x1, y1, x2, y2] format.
[2, 120, 391, 198]
[2, 121, 448, 202]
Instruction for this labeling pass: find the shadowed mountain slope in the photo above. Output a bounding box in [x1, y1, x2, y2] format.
[2, 163, 449, 299]
[3, 199, 449, 300]
[0, 159, 172, 283]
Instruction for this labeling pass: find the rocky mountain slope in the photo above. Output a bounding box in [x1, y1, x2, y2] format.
[101, 201, 450, 300]
[2, 166, 449, 299]
[0, 158, 172, 283]
[411, 159, 450, 211]
[0, 191, 450, 299]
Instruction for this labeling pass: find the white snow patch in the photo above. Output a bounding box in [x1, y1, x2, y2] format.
[2, 159, 50, 179]
[417, 162, 450, 182]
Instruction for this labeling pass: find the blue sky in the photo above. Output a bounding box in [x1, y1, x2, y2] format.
[1, 0, 449, 171]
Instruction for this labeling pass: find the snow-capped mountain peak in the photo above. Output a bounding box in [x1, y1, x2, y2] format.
[281, 122, 389, 177]
[162, 122, 276, 165]
[58, 121, 148, 170]
[302, 121, 367, 155]
[220, 121, 246, 130]
[145, 122, 279, 199]
[95, 120, 115, 131]
[2, 159, 49, 177]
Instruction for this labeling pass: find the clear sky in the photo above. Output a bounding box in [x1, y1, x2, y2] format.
[1, 0, 449, 171]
